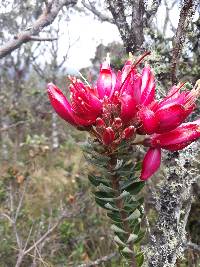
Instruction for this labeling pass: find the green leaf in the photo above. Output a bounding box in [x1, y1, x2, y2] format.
[115, 190, 130, 200]
[111, 224, 127, 234]
[124, 197, 144, 213]
[84, 153, 108, 167]
[125, 209, 141, 221]
[104, 203, 119, 211]
[124, 202, 140, 212]
[134, 230, 146, 244]
[127, 233, 138, 243]
[122, 181, 145, 195]
[94, 191, 114, 201]
[98, 183, 116, 193]
[122, 246, 134, 254]
[95, 198, 112, 210]
[107, 211, 122, 223]
[114, 235, 126, 246]
[135, 161, 142, 171]
[136, 252, 144, 266]
[88, 174, 109, 187]
[133, 221, 141, 234]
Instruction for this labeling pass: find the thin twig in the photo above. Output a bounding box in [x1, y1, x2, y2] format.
[0, 120, 29, 132]
[0, 0, 77, 58]
[82, 0, 114, 23]
[171, 0, 198, 84]
[77, 252, 118, 267]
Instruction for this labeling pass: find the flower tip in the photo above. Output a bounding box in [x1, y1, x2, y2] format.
[47, 82, 54, 90]
[128, 52, 134, 62]
[102, 127, 115, 145]
[140, 148, 161, 181]
[106, 52, 110, 65]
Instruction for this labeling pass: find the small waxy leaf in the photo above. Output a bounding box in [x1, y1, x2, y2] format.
[88, 174, 109, 187]
[107, 211, 121, 223]
[94, 191, 114, 201]
[125, 209, 141, 221]
[114, 235, 126, 246]
[134, 230, 146, 244]
[135, 161, 142, 171]
[122, 246, 133, 254]
[127, 233, 138, 243]
[95, 198, 114, 210]
[134, 222, 141, 234]
[105, 203, 119, 211]
[122, 181, 145, 195]
[111, 224, 127, 234]
[136, 252, 144, 266]
[115, 190, 130, 200]
[98, 183, 116, 193]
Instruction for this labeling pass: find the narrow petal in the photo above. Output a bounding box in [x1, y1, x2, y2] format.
[120, 94, 137, 123]
[154, 104, 186, 133]
[97, 62, 113, 99]
[140, 148, 161, 180]
[132, 74, 142, 105]
[138, 107, 158, 134]
[150, 121, 200, 151]
[141, 65, 155, 105]
[102, 127, 115, 145]
[47, 83, 77, 126]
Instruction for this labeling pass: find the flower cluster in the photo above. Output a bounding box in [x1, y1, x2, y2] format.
[48, 53, 200, 180]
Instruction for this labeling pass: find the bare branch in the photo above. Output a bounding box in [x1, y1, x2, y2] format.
[0, 0, 78, 59]
[82, 0, 114, 23]
[187, 242, 200, 252]
[0, 120, 29, 132]
[171, 0, 198, 84]
[29, 36, 58, 41]
[23, 211, 74, 255]
[77, 252, 119, 267]
[146, 0, 162, 20]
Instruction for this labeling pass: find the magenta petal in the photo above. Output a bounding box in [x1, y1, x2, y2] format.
[138, 107, 158, 134]
[150, 120, 200, 151]
[88, 93, 102, 114]
[141, 65, 155, 105]
[122, 126, 135, 140]
[140, 148, 161, 181]
[72, 113, 94, 126]
[102, 127, 115, 145]
[47, 83, 77, 126]
[97, 63, 113, 99]
[155, 104, 186, 133]
[120, 94, 137, 123]
[132, 74, 142, 104]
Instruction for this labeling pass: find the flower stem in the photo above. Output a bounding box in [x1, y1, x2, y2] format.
[109, 154, 137, 267]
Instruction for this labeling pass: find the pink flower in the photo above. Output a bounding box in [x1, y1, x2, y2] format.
[47, 54, 200, 180]
[149, 120, 200, 151]
[140, 148, 161, 180]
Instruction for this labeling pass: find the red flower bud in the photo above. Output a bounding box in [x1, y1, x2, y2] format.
[140, 148, 161, 180]
[150, 120, 200, 151]
[96, 117, 106, 128]
[122, 126, 135, 140]
[113, 118, 122, 129]
[102, 127, 115, 145]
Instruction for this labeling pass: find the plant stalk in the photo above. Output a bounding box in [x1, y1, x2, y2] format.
[109, 154, 137, 267]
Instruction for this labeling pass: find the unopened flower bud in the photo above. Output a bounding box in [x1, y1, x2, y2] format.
[140, 147, 161, 180]
[122, 126, 135, 140]
[113, 117, 122, 129]
[96, 117, 106, 128]
[102, 127, 115, 145]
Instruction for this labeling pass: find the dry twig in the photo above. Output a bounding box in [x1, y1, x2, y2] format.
[0, 0, 77, 59]
[171, 0, 198, 84]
